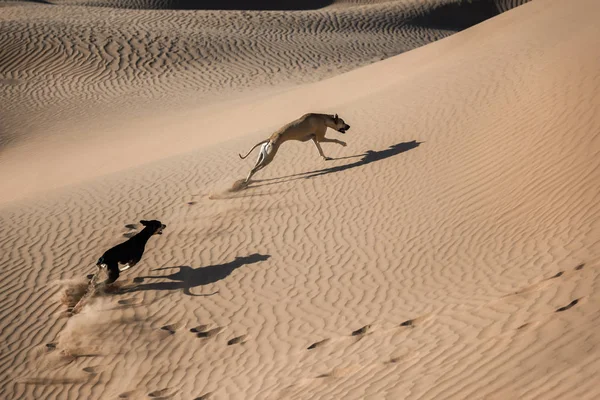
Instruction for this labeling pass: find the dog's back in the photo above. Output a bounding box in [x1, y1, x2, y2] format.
[97, 220, 165, 267]
[269, 113, 324, 144]
[99, 237, 143, 265]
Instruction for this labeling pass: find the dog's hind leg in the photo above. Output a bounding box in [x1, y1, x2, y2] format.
[245, 142, 274, 183]
[89, 263, 106, 282]
[244, 163, 261, 184]
[72, 263, 106, 313]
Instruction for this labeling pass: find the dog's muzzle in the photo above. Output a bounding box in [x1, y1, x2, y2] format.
[156, 224, 166, 234]
[339, 125, 350, 133]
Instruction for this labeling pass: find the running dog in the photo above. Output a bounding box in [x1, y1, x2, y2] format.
[95, 220, 166, 285]
[239, 113, 351, 183]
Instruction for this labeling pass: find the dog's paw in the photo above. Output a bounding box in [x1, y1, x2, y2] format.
[324, 157, 333, 161]
[340, 141, 347, 147]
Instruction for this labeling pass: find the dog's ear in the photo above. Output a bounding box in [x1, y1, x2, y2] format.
[334, 114, 339, 123]
[140, 220, 149, 226]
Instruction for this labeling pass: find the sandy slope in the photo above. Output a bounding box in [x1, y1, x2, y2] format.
[0, 0, 460, 147]
[0, 0, 525, 204]
[1, 0, 600, 399]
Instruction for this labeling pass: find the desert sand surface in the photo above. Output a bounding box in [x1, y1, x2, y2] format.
[1, 0, 516, 203]
[2, 0, 600, 399]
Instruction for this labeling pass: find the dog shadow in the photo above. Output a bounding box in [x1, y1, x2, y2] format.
[249, 140, 422, 188]
[127, 253, 271, 296]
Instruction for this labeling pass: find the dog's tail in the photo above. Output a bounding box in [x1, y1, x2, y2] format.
[239, 140, 269, 159]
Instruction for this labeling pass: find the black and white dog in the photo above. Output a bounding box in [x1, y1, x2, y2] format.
[96, 220, 166, 285]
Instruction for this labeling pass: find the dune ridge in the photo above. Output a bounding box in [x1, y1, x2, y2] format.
[2, 0, 599, 399]
[9, 0, 526, 11]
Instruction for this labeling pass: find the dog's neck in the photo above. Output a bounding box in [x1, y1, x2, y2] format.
[132, 226, 155, 244]
[324, 115, 337, 129]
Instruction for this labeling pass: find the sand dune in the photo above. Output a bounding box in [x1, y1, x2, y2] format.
[0, 0, 527, 203]
[2, 0, 600, 399]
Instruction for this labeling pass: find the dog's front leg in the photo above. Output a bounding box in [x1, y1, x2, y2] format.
[104, 262, 120, 285]
[312, 138, 331, 161]
[321, 137, 347, 147]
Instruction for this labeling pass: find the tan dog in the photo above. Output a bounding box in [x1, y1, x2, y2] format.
[239, 113, 351, 183]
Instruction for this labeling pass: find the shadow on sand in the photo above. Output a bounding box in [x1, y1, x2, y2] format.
[249, 140, 422, 188]
[127, 253, 271, 296]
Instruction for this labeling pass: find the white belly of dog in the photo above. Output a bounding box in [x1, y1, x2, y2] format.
[119, 263, 132, 272]
[97, 263, 131, 272]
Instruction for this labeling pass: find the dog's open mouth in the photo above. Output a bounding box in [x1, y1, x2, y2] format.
[339, 128, 347, 133]
[156, 225, 166, 235]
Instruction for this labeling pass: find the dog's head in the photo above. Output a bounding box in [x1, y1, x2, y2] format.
[140, 220, 166, 235]
[332, 114, 351, 134]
